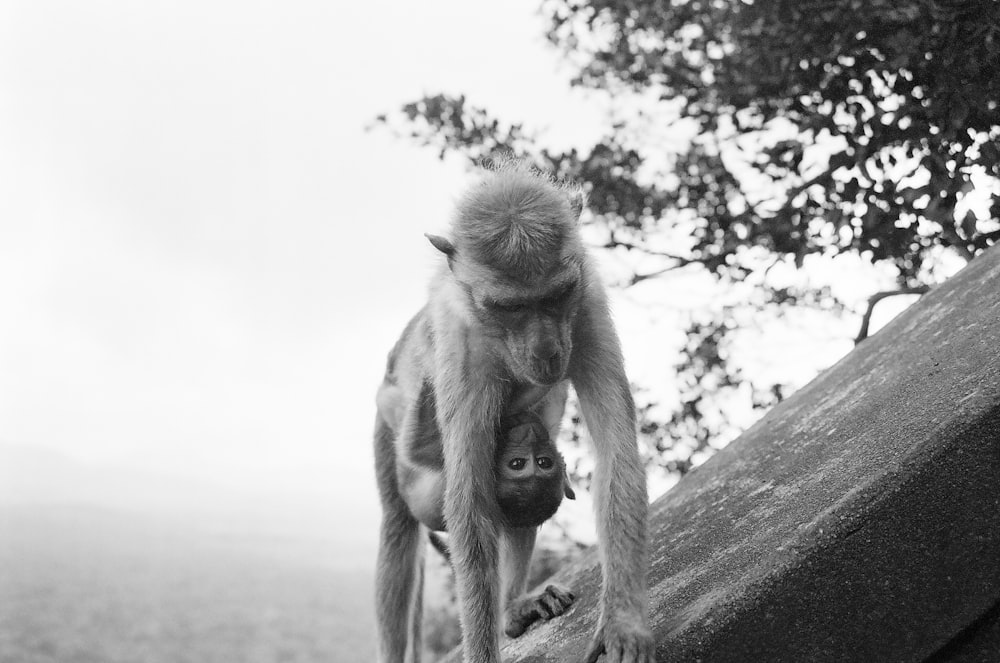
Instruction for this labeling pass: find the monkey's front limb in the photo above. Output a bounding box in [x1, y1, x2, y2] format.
[439, 381, 507, 662]
[571, 299, 655, 663]
[579, 397, 655, 663]
[443, 442, 503, 661]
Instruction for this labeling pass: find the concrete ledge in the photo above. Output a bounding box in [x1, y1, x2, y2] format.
[927, 598, 1000, 662]
[490, 244, 1000, 661]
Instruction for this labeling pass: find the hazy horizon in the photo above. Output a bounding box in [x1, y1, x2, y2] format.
[0, 498, 377, 663]
[0, 441, 374, 567]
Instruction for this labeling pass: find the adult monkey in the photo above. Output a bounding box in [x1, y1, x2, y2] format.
[373, 160, 652, 662]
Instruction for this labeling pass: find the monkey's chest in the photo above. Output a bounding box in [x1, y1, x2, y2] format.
[506, 383, 553, 414]
[505, 380, 569, 439]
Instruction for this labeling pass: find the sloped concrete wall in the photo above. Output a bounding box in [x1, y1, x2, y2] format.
[927, 599, 1000, 662]
[491, 244, 1000, 662]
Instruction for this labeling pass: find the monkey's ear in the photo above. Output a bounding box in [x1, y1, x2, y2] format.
[567, 189, 585, 221]
[425, 233, 456, 258]
[563, 471, 576, 500]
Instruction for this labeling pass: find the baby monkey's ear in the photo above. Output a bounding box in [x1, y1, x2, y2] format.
[562, 470, 576, 500]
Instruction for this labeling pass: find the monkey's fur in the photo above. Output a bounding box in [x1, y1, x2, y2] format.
[377, 378, 576, 531]
[373, 160, 652, 663]
[417, 410, 579, 641]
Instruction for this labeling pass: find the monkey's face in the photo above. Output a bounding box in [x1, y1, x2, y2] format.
[467, 271, 581, 386]
[494, 416, 570, 528]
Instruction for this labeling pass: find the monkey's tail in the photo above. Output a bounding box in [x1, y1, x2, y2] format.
[428, 531, 451, 563]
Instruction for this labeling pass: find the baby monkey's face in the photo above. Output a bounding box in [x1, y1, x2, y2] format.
[495, 414, 573, 528]
[497, 418, 562, 481]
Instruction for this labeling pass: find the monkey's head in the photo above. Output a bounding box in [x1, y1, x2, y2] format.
[427, 160, 586, 386]
[494, 411, 575, 529]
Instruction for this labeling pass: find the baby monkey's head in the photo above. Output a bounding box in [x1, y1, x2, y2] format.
[495, 411, 574, 528]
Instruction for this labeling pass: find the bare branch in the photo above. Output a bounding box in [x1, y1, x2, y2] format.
[854, 286, 931, 344]
[627, 264, 694, 286]
[600, 238, 697, 264]
[601, 238, 702, 287]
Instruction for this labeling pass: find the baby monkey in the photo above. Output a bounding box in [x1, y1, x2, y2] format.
[379, 379, 574, 533]
[424, 413, 577, 639]
[428, 412, 575, 572]
[379, 377, 577, 638]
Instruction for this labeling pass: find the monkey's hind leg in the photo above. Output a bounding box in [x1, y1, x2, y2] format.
[505, 585, 576, 638]
[374, 414, 425, 663]
[501, 528, 575, 639]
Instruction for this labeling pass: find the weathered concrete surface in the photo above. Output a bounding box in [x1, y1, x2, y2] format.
[477, 244, 1000, 662]
[927, 598, 1000, 662]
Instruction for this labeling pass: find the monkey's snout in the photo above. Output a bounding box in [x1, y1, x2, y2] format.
[528, 350, 563, 384]
[535, 337, 560, 362]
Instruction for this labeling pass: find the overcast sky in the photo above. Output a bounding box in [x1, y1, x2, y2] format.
[0, 0, 627, 565]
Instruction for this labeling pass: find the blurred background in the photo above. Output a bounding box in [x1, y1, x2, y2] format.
[1, 0, 996, 661]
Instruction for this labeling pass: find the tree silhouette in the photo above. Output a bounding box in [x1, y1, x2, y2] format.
[375, 0, 999, 482]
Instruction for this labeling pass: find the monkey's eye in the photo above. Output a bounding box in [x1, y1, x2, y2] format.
[491, 301, 527, 314]
[535, 456, 554, 470]
[508, 458, 527, 471]
[541, 293, 568, 308]
[540, 283, 576, 308]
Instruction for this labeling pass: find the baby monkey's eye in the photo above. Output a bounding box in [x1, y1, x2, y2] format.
[508, 458, 527, 471]
[535, 456, 554, 470]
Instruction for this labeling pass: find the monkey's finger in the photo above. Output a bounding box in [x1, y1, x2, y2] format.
[620, 639, 638, 663]
[538, 587, 572, 618]
[602, 632, 628, 663]
[633, 637, 655, 663]
[534, 600, 554, 619]
[641, 639, 656, 663]
[583, 639, 605, 663]
[545, 584, 575, 607]
[617, 633, 656, 663]
[504, 617, 529, 639]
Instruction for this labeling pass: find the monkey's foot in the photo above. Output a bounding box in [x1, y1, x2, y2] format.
[504, 584, 575, 638]
[584, 617, 655, 663]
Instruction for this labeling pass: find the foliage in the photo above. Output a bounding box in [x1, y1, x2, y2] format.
[543, 0, 1000, 274]
[374, 0, 999, 484]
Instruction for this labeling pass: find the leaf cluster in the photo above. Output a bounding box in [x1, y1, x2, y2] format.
[543, 0, 1000, 281]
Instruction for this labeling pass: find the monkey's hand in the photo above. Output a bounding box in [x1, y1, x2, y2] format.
[584, 614, 655, 663]
[503, 584, 575, 638]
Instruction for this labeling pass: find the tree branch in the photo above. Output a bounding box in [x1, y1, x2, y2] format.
[854, 286, 931, 345]
[628, 264, 695, 286]
[601, 238, 694, 262]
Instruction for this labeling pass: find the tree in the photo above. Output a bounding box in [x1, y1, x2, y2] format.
[374, 0, 1000, 484]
